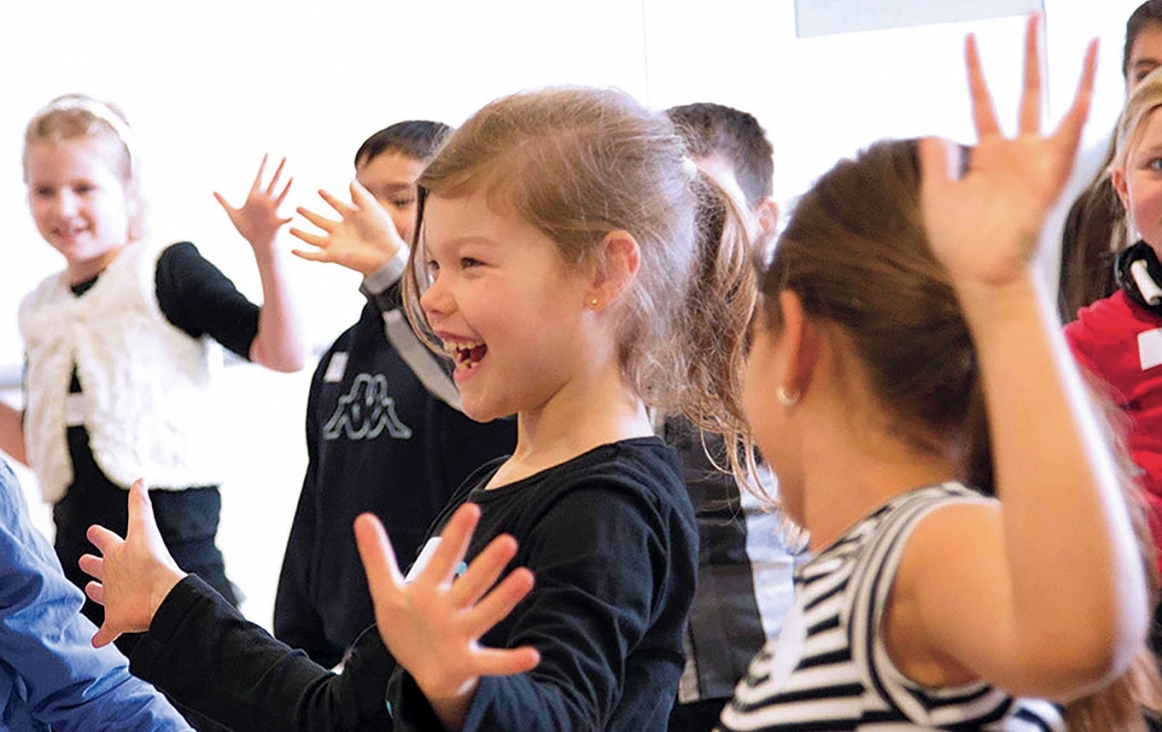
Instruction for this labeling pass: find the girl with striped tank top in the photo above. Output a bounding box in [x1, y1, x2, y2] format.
[722, 16, 1161, 732]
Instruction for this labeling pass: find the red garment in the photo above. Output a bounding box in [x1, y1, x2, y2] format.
[1065, 290, 1162, 571]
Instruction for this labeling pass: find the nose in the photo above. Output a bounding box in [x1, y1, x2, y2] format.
[419, 271, 453, 322]
[56, 190, 79, 216]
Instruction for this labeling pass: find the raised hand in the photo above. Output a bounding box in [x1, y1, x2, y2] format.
[79, 480, 186, 648]
[354, 503, 538, 729]
[214, 154, 294, 252]
[289, 181, 406, 277]
[919, 14, 1098, 292]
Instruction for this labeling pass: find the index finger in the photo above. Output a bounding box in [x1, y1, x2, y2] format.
[86, 524, 124, 556]
[250, 154, 270, 192]
[417, 503, 481, 586]
[265, 157, 289, 196]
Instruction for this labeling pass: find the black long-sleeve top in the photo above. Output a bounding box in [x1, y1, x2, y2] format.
[131, 437, 697, 732]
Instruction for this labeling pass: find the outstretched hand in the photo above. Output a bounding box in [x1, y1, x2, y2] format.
[289, 181, 406, 277]
[79, 480, 186, 648]
[354, 503, 538, 727]
[214, 154, 294, 253]
[919, 15, 1098, 293]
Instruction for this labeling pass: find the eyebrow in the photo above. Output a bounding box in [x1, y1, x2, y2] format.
[374, 183, 415, 193]
[440, 236, 499, 249]
[1135, 143, 1162, 158]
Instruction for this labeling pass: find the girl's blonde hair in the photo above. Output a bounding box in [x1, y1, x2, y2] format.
[402, 86, 755, 448]
[1113, 66, 1162, 192]
[23, 93, 144, 241]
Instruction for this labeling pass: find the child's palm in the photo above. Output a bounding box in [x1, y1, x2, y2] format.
[290, 182, 404, 276]
[920, 21, 1097, 291]
[215, 154, 293, 249]
[355, 504, 539, 711]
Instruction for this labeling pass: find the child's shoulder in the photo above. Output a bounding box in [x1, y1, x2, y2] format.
[813, 483, 988, 564]
[552, 436, 680, 494]
[1068, 291, 1157, 342]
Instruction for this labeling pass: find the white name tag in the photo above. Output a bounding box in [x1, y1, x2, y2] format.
[1139, 328, 1162, 371]
[64, 393, 86, 427]
[323, 352, 349, 383]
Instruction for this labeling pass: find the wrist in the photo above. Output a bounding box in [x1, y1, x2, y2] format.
[148, 568, 187, 626]
[362, 251, 407, 294]
[352, 252, 392, 278]
[248, 236, 280, 259]
[952, 271, 1054, 346]
[426, 679, 478, 732]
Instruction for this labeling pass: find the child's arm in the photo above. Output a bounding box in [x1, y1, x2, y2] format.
[80, 480, 395, 730]
[901, 18, 1147, 698]
[214, 155, 306, 373]
[0, 468, 194, 732]
[0, 402, 25, 465]
[289, 181, 407, 278]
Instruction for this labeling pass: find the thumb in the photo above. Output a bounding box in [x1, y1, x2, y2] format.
[350, 180, 377, 210]
[126, 479, 157, 540]
[918, 137, 957, 186]
[212, 191, 235, 216]
[355, 513, 405, 597]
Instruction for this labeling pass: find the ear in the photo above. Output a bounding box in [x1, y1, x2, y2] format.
[1111, 166, 1131, 213]
[586, 230, 640, 310]
[125, 183, 146, 242]
[776, 290, 817, 400]
[755, 196, 779, 235]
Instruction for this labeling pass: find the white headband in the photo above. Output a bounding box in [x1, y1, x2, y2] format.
[39, 95, 137, 168]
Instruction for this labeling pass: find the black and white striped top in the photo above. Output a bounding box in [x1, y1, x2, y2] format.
[717, 483, 1064, 732]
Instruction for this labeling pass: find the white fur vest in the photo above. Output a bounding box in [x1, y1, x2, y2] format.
[18, 241, 224, 502]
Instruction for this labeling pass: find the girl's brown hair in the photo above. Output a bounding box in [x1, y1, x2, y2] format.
[760, 138, 1161, 732]
[402, 87, 756, 445]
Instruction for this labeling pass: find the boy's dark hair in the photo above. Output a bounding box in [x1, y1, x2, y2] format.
[1125, 0, 1162, 78]
[665, 102, 773, 209]
[354, 120, 453, 168]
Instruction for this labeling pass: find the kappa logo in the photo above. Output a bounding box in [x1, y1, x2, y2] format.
[322, 373, 412, 441]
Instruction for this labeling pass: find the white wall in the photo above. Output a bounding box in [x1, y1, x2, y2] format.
[0, 1, 1145, 629]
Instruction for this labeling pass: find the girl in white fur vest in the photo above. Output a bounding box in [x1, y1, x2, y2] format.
[0, 94, 306, 661]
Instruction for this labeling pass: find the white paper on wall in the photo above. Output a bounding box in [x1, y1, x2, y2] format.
[795, 0, 1045, 37]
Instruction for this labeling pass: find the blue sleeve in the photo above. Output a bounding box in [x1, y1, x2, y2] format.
[0, 461, 192, 732]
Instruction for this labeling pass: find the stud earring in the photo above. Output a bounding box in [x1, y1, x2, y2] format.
[589, 298, 600, 308]
[776, 386, 799, 406]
